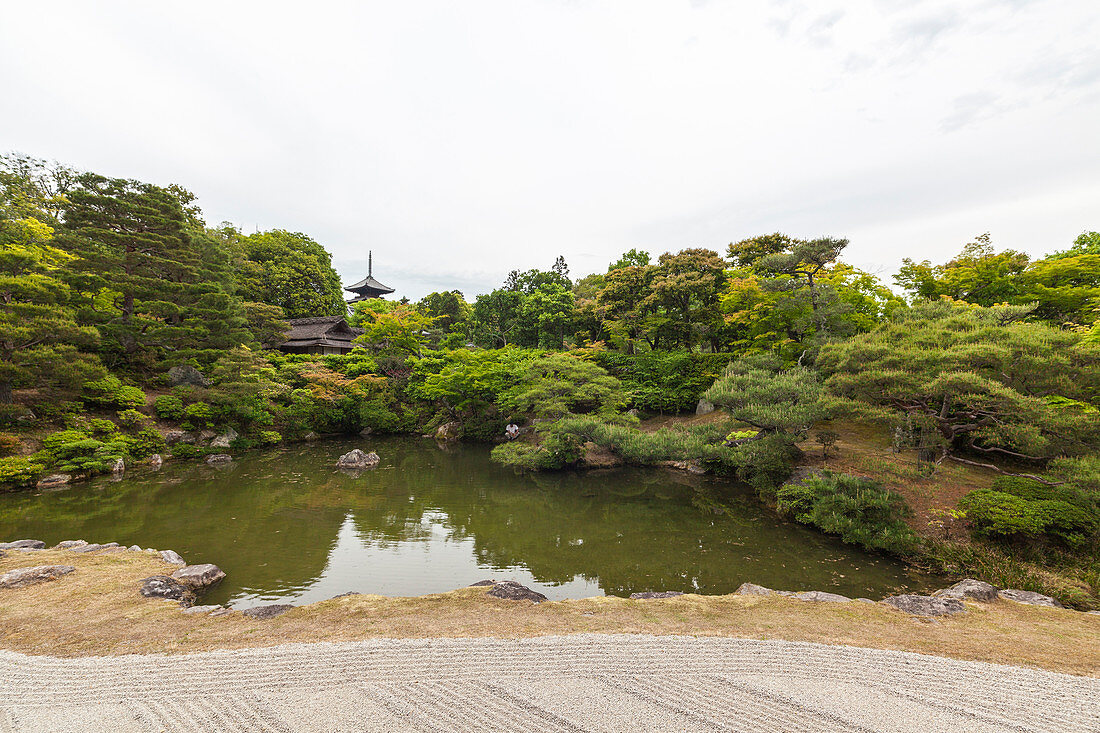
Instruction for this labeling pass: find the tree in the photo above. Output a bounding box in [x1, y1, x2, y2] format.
[354, 302, 436, 357]
[729, 233, 848, 343]
[416, 290, 469, 331]
[597, 264, 657, 353]
[59, 175, 250, 368]
[498, 353, 627, 420]
[703, 356, 835, 437]
[0, 216, 101, 403]
[1046, 231, 1100, 260]
[895, 233, 1029, 306]
[471, 288, 526, 347]
[818, 301, 1100, 478]
[608, 248, 650, 271]
[0, 153, 77, 226]
[643, 248, 728, 350]
[233, 229, 346, 319]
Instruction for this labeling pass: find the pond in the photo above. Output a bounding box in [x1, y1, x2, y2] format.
[0, 438, 939, 608]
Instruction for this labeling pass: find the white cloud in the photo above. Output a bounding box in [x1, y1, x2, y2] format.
[1, 0, 1097, 300]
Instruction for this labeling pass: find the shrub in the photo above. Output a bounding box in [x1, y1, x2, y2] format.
[154, 395, 185, 420]
[491, 432, 583, 471]
[121, 428, 165, 459]
[39, 429, 92, 459]
[959, 476, 1099, 549]
[0, 457, 45, 488]
[183, 402, 214, 428]
[82, 376, 146, 409]
[776, 470, 920, 556]
[725, 434, 802, 497]
[257, 430, 282, 446]
[89, 418, 118, 435]
[0, 433, 22, 457]
[117, 409, 150, 430]
[590, 352, 734, 413]
[170, 443, 203, 459]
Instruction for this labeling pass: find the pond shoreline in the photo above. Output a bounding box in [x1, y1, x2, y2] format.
[0, 544, 1098, 676]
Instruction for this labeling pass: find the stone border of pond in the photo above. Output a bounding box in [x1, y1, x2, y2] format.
[0, 537, 1088, 622]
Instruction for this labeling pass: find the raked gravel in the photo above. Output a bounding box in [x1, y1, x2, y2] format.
[1, 634, 1097, 732]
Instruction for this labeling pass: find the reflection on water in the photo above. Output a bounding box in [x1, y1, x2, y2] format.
[0, 438, 939, 608]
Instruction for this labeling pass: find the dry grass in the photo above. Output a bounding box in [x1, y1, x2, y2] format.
[1, 548, 1098, 676]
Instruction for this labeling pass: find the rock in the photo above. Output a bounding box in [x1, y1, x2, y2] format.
[934, 579, 999, 603]
[149, 454, 163, 468]
[359, 427, 373, 437]
[999, 589, 1064, 608]
[336, 449, 381, 469]
[883, 594, 966, 616]
[469, 579, 497, 587]
[0, 565, 75, 589]
[69, 542, 120, 553]
[111, 458, 125, 475]
[159, 549, 186, 565]
[434, 421, 461, 443]
[303, 431, 319, 441]
[485, 580, 547, 603]
[209, 428, 238, 449]
[167, 365, 210, 388]
[205, 454, 233, 466]
[209, 607, 235, 618]
[165, 430, 193, 445]
[128, 545, 142, 551]
[0, 539, 46, 550]
[736, 582, 778, 597]
[55, 540, 87, 549]
[181, 605, 223, 614]
[332, 591, 361, 599]
[629, 591, 684, 600]
[793, 591, 851, 603]
[36, 474, 72, 490]
[171, 563, 226, 590]
[695, 399, 716, 416]
[855, 598, 876, 604]
[199, 429, 217, 442]
[139, 576, 196, 606]
[242, 604, 293, 619]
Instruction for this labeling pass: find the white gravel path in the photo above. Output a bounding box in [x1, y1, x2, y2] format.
[1, 634, 1097, 732]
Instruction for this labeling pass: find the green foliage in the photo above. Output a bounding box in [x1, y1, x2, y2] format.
[703, 357, 836, 435]
[776, 471, 920, 556]
[257, 430, 282, 446]
[499, 353, 626, 420]
[590, 351, 733, 413]
[153, 394, 185, 420]
[959, 475, 1098, 549]
[819, 300, 1100, 466]
[0, 456, 44, 487]
[82, 375, 146, 409]
[88, 418, 117, 435]
[723, 434, 802, 495]
[353, 302, 436, 357]
[183, 401, 214, 428]
[116, 408, 148, 430]
[491, 431, 583, 471]
[233, 229, 346, 319]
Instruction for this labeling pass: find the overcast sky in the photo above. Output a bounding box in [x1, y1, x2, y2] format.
[3, 0, 1098, 300]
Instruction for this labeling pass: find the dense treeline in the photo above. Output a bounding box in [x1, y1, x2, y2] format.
[3, 153, 1100, 607]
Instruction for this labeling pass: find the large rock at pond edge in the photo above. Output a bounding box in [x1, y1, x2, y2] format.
[36, 474, 71, 489]
[209, 428, 238, 449]
[159, 549, 186, 565]
[165, 431, 193, 445]
[55, 540, 87, 549]
[934, 579, 999, 603]
[736, 583, 786, 597]
[111, 458, 125, 475]
[167, 365, 211, 388]
[695, 399, 716, 416]
[483, 580, 548, 603]
[0, 565, 75, 589]
[69, 542, 120, 553]
[882, 594, 966, 616]
[171, 563, 226, 590]
[0, 539, 46, 550]
[998, 589, 1064, 608]
[630, 591, 684, 600]
[149, 454, 163, 468]
[205, 454, 233, 466]
[793, 591, 851, 603]
[435, 421, 461, 443]
[336, 449, 380, 469]
[242, 604, 293, 619]
[139, 576, 196, 606]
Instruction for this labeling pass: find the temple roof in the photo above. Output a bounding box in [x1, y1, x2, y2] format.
[282, 316, 364, 348]
[345, 275, 395, 294]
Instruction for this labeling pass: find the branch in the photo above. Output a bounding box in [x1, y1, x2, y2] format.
[945, 455, 1064, 485]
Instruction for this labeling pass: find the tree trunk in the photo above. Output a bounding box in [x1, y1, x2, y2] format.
[0, 379, 11, 405]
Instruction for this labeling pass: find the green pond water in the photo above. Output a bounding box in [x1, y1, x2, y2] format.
[0, 438, 939, 608]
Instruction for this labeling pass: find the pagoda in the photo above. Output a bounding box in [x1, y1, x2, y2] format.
[345, 251, 395, 302]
